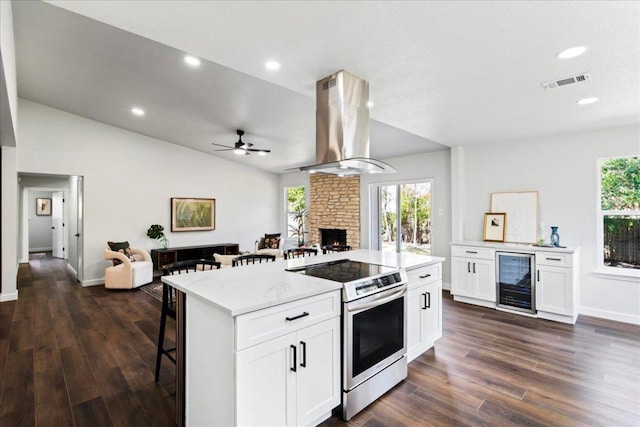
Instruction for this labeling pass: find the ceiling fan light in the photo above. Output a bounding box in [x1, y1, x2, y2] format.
[234, 148, 247, 155]
[257, 151, 267, 156]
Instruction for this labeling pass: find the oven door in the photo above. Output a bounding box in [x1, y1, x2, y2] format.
[344, 284, 407, 390]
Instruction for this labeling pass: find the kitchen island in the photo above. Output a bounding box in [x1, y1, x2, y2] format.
[163, 249, 445, 426]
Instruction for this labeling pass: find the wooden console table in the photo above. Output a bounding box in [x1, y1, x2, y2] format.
[151, 243, 239, 271]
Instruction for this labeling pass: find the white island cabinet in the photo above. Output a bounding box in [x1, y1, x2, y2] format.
[406, 262, 442, 361]
[163, 250, 445, 426]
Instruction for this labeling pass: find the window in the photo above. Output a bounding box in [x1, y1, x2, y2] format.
[598, 156, 639, 272]
[285, 186, 307, 246]
[372, 181, 432, 255]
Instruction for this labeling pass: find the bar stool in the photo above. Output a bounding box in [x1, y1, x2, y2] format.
[284, 247, 318, 259]
[155, 259, 221, 382]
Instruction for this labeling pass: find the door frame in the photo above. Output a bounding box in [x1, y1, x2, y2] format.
[21, 186, 69, 262]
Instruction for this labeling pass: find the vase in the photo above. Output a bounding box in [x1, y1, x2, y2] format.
[550, 226, 560, 247]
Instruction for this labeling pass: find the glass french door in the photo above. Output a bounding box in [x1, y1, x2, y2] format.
[376, 181, 432, 255]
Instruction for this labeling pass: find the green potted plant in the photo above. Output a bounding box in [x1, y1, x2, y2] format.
[288, 207, 309, 247]
[147, 224, 169, 249]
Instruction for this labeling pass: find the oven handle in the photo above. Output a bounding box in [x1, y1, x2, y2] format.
[346, 286, 407, 315]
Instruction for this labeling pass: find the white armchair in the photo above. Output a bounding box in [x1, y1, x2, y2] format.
[255, 233, 285, 258]
[103, 246, 153, 289]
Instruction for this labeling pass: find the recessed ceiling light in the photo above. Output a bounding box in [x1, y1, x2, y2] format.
[308, 170, 317, 174]
[556, 46, 587, 59]
[366, 101, 374, 108]
[265, 60, 280, 71]
[184, 55, 201, 67]
[257, 151, 267, 156]
[131, 107, 145, 116]
[576, 97, 599, 105]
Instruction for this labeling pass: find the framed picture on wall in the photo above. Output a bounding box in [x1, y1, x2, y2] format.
[36, 198, 52, 216]
[171, 198, 216, 231]
[483, 212, 506, 242]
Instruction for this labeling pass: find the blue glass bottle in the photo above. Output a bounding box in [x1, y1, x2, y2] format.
[550, 226, 560, 247]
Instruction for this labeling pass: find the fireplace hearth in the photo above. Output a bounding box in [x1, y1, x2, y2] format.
[319, 228, 347, 247]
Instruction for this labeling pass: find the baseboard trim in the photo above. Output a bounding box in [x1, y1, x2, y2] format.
[442, 281, 451, 291]
[81, 278, 104, 287]
[580, 307, 640, 325]
[0, 291, 19, 302]
[29, 247, 52, 252]
[66, 263, 78, 279]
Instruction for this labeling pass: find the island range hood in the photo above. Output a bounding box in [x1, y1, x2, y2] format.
[299, 70, 396, 176]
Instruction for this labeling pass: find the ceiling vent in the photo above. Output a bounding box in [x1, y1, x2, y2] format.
[541, 72, 591, 90]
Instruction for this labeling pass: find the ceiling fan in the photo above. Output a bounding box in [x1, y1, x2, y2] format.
[211, 130, 271, 156]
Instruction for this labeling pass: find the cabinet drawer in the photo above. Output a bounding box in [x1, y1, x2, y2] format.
[407, 263, 441, 289]
[536, 252, 572, 267]
[451, 246, 495, 260]
[236, 290, 340, 350]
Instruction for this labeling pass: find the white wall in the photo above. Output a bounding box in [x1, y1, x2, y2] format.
[0, 0, 18, 301]
[17, 99, 280, 285]
[457, 124, 640, 324]
[0, 0, 17, 145]
[28, 190, 54, 251]
[360, 150, 453, 287]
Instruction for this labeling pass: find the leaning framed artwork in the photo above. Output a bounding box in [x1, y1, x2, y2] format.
[483, 213, 506, 242]
[36, 198, 52, 216]
[171, 198, 216, 231]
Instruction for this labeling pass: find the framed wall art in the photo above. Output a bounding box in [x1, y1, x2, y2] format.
[171, 198, 216, 231]
[36, 198, 52, 216]
[483, 212, 506, 242]
[490, 191, 538, 243]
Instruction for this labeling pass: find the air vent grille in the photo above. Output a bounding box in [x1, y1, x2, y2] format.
[542, 72, 591, 90]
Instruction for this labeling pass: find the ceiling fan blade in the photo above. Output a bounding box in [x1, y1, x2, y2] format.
[211, 142, 233, 149]
[213, 148, 234, 152]
[246, 148, 271, 153]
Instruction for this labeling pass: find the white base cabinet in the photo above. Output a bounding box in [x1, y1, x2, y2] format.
[237, 316, 341, 427]
[406, 263, 443, 362]
[450, 245, 496, 307]
[450, 242, 580, 324]
[536, 251, 580, 323]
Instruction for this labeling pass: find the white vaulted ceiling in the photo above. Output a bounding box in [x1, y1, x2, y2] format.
[11, 1, 640, 173]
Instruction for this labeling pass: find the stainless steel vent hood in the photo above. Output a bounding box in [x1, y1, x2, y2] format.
[299, 70, 396, 176]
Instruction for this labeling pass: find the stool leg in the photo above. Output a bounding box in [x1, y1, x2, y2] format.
[155, 283, 169, 382]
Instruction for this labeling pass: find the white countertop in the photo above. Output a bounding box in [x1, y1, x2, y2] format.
[450, 240, 579, 254]
[162, 249, 445, 316]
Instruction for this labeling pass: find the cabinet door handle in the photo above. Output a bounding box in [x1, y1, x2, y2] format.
[286, 312, 309, 322]
[425, 291, 431, 309]
[300, 341, 306, 368]
[421, 293, 427, 309]
[467, 262, 470, 273]
[546, 257, 562, 261]
[419, 273, 431, 279]
[537, 270, 540, 282]
[290, 345, 297, 372]
[466, 250, 478, 254]
[473, 263, 476, 274]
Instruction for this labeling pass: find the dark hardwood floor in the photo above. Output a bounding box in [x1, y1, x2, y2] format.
[1, 254, 639, 426]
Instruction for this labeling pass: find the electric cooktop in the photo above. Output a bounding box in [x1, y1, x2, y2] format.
[286, 259, 407, 301]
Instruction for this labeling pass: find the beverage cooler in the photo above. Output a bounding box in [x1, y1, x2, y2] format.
[496, 253, 535, 314]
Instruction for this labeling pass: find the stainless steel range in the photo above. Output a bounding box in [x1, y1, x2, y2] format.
[286, 259, 409, 420]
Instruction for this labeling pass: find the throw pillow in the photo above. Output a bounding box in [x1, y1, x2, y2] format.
[107, 241, 136, 265]
[257, 237, 266, 250]
[264, 236, 280, 249]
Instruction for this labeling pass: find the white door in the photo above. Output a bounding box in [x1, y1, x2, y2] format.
[236, 332, 297, 426]
[297, 317, 341, 426]
[51, 191, 64, 258]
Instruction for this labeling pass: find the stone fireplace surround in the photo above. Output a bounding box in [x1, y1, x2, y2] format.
[309, 174, 360, 248]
